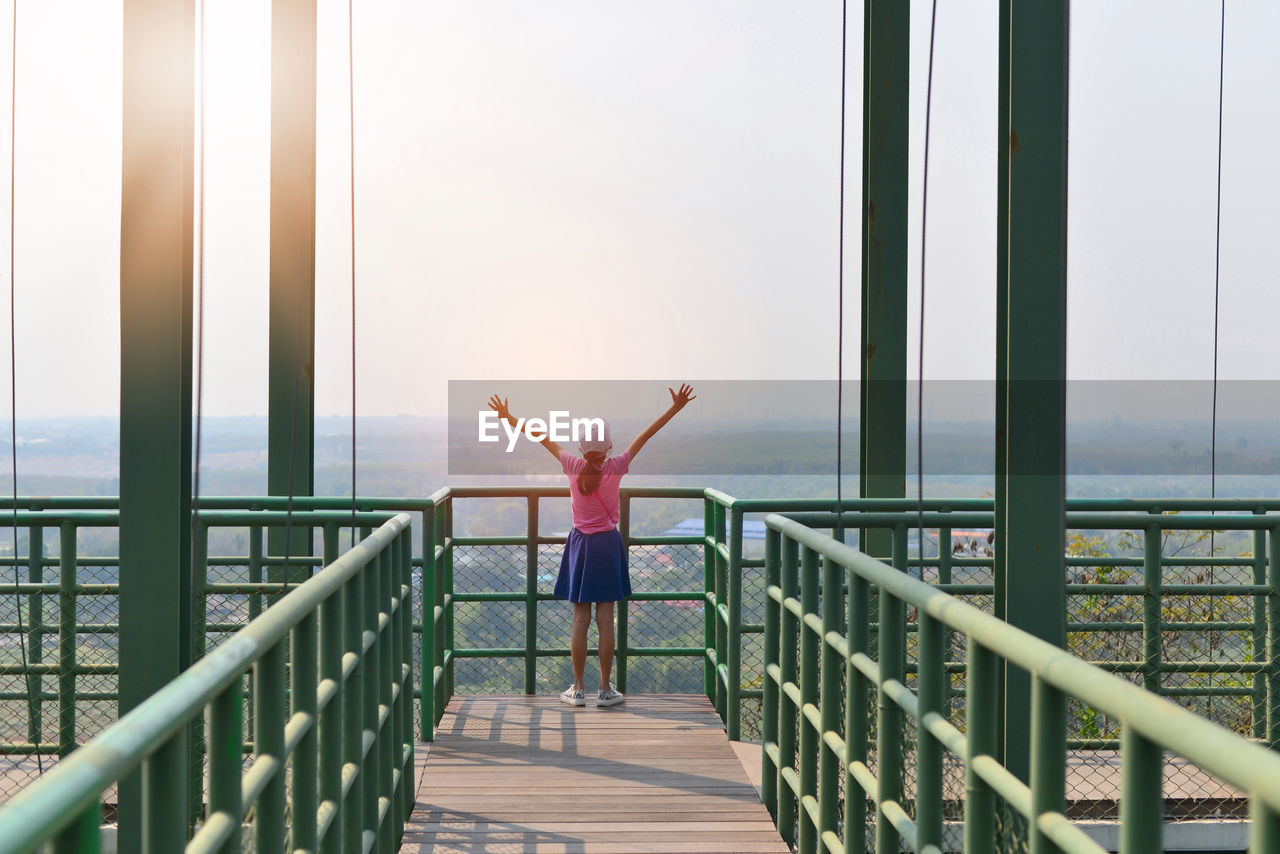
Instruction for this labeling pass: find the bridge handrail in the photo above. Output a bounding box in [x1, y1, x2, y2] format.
[0, 513, 416, 854]
[761, 513, 1280, 854]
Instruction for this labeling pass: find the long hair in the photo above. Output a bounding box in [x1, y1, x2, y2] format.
[578, 451, 606, 495]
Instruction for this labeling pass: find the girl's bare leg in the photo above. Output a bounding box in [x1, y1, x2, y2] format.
[595, 601, 616, 690]
[571, 603, 591, 690]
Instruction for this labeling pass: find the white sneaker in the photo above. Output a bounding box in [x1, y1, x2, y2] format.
[597, 685, 624, 707]
[560, 685, 586, 706]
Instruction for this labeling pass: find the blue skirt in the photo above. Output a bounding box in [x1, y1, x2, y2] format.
[555, 528, 630, 603]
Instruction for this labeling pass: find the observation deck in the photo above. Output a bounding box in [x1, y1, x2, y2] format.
[0, 488, 1274, 854]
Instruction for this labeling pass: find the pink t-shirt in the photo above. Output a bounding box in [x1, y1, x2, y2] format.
[560, 449, 632, 534]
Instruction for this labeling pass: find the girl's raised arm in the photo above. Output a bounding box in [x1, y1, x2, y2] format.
[626, 383, 696, 461]
[488, 395, 564, 460]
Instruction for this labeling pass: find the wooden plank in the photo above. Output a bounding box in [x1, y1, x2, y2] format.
[405, 695, 790, 853]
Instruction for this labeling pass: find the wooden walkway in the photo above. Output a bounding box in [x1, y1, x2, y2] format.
[402, 694, 790, 853]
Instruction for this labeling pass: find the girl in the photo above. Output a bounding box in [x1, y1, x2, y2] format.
[486, 384, 696, 706]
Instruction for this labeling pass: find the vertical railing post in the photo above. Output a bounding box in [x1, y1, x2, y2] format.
[444, 500, 455, 700]
[255, 640, 287, 853]
[937, 521, 954, 716]
[57, 523, 76, 759]
[142, 733, 188, 854]
[291, 608, 320, 853]
[525, 497, 538, 695]
[323, 521, 339, 566]
[249, 525, 264, 625]
[1029, 676, 1065, 854]
[358, 527, 377, 846]
[378, 545, 395, 854]
[52, 803, 101, 854]
[713, 502, 727, 722]
[399, 529, 416, 826]
[1268, 525, 1280, 749]
[208, 682, 243, 854]
[818, 555, 841, 844]
[319, 583, 345, 854]
[798, 545, 819, 854]
[703, 495, 716, 702]
[762, 526, 781, 822]
[1253, 522, 1267, 739]
[617, 494, 630, 694]
[846, 559, 870, 854]
[421, 503, 436, 740]
[965, 642, 998, 854]
[1120, 725, 1163, 854]
[1142, 523, 1162, 695]
[778, 535, 800, 847]
[875, 525, 907, 854]
[362, 531, 380, 846]
[727, 506, 744, 740]
[26, 525, 43, 751]
[1250, 798, 1280, 854]
[342, 571, 364, 854]
[189, 520, 209, 827]
[916, 612, 945, 852]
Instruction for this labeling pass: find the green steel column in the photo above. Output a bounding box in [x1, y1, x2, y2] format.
[997, 0, 1070, 785]
[267, 0, 317, 577]
[858, 0, 909, 560]
[119, 0, 195, 847]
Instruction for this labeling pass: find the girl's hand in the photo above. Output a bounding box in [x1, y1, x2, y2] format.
[668, 383, 696, 412]
[488, 395, 513, 422]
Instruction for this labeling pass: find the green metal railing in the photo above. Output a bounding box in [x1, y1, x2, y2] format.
[418, 485, 709, 739]
[760, 513, 1280, 854]
[0, 513, 415, 854]
[701, 496, 1280, 747]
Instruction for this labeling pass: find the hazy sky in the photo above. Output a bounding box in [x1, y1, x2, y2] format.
[0, 0, 1276, 419]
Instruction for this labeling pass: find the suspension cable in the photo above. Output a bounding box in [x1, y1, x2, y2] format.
[1210, 0, 1225, 513]
[8, 0, 41, 777]
[835, 0, 846, 521]
[917, 0, 940, 567]
[349, 0, 357, 549]
[1207, 0, 1226, 652]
